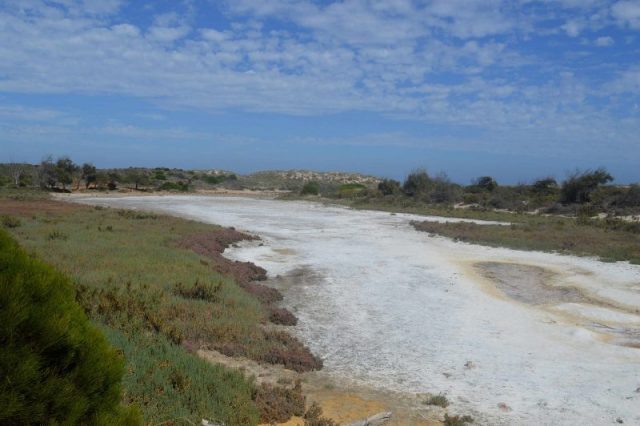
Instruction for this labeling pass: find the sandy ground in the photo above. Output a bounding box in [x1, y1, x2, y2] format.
[65, 194, 640, 426]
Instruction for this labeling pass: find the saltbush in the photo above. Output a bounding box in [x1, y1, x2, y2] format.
[1, 215, 21, 228]
[300, 181, 320, 195]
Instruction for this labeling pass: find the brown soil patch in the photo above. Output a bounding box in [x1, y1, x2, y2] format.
[0, 199, 86, 217]
[475, 261, 587, 305]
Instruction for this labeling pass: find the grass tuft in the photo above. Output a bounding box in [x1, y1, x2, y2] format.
[425, 394, 449, 408]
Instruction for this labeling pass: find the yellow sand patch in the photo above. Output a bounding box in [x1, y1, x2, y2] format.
[316, 393, 387, 424]
[260, 415, 305, 426]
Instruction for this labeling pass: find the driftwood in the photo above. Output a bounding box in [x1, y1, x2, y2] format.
[345, 411, 393, 426]
[201, 420, 224, 426]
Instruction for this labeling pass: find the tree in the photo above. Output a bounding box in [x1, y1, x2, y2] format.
[39, 156, 58, 189]
[532, 177, 558, 195]
[402, 168, 431, 197]
[560, 168, 613, 204]
[473, 176, 498, 192]
[430, 172, 459, 203]
[378, 179, 401, 196]
[153, 170, 167, 181]
[7, 163, 25, 187]
[124, 168, 149, 190]
[19, 172, 32, 187]
[107, 172, 121, 191]
[82, 163, 97, 189]
[55, 157, 77, 191]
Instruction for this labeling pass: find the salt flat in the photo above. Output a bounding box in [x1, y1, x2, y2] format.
[74, 195, 640, 425]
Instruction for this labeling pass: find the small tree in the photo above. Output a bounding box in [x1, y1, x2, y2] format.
[82, 163, 97, 189]
[94, 171, 110, 190]
[39, 156, 58, 189]
[473, 176, 498, 192]
[124, 168, 150, 190]
[153, 170, 167, 181]
[7, 163, 25, 187]
[55, 157, 77, 191]
[560, 168, 613, 204]
[532, 177, 558, 195]
[107, 172, 121, 191]
[430, 172, 459, 203]
[378, 179, 401, 196]
[403, 168, 431, 197]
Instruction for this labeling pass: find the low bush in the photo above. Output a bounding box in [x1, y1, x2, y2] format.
[337, 183, 366, 197]
[425, 394, 449, 408]
[269, 307, 298, 326]
[103, 327, 259, 426]
[47, 230, 68, 240]
[1, 215, 21, 228]
[158, 181, 190, 192]
[116, 209, 157, 220]
[0, 229, 140, 425]
[174, 280, 222, 302]
[254, 380, 305, 423]
[258, 330, 323, 372]
[303, 402, 339, 426]
[301, 181, 320, 195]
[444, 414, 474, 425]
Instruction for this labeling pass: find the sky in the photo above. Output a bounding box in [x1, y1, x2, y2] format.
[0, 0, 639, 184]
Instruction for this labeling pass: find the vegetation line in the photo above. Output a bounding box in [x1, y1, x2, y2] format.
[0, 194, 331, 425]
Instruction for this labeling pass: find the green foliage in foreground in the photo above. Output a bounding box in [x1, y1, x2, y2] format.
[0, 229, 140, 425]
[2, 200, 308, 424]
[102, 327, 259, 426]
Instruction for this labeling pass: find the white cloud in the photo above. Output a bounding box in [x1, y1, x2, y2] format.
[200, 28, 229, 42]
[0, 0, 637, 149]
[594, 35, 614, 46]
[562, 19, 585, 36]
[611, 0, 640, 29]
[147, 25, 191, 43]
[0, 105, 64, 121]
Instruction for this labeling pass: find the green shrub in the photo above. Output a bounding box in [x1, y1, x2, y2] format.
[103, 327, 259, 426]
[378, 179, 401, 196]
[444, 414, 474, 425]
[1, 215, 21, 228]
[158, 181, 190, 192]
[560, 168, 613, 204]
[201, 174, 229, 185]
[174, 280, 222, 302]
[153, 170, 167, 181]
[47, 230, 68, 240]
[0, 175, 10, 187]
[338, 183, 366, 192]
[403, 168, 431, 197]
[300, 181, 320, 195]
[0, 229, 140, 425]
[425, 393, 449, 408]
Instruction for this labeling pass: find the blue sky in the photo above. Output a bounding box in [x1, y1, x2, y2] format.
[1, 0, 639, 183]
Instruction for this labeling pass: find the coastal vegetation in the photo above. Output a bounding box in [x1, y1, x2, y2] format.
[0, 228, 140, 425]
[413, 217, 640, 264]
[0, 191, 324, 425]
[2, 158, 639, 265]
[309, 167, 640, 263]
